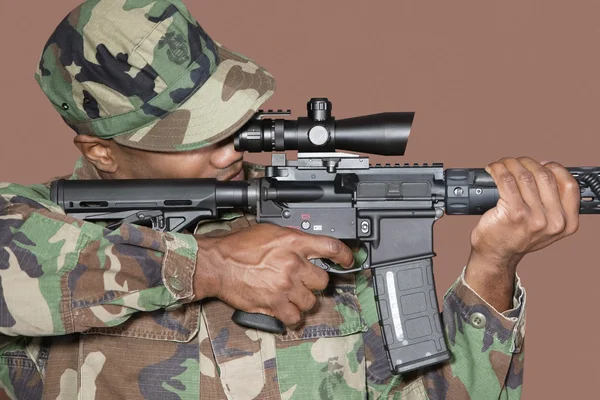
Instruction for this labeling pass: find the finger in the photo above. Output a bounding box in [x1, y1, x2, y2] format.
[287, 286, 318, 312]
[296, 259, 330, 291]
[297, 234, 355, 268]
[518, 157, 566, 234]
[542, 162, 581, 235]
[486, 161, 527, 209]
[272, 300, 302, 327]
[500, 157, 544, 212]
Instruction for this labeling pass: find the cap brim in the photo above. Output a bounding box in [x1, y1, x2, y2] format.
[113, 43, 275, 152]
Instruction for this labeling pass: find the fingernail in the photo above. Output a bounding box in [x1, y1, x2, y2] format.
[484, 166, 491, 174]
[540, 160, 549, 165]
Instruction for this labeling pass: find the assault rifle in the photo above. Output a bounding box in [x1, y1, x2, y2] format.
[50, 98, 600, 375]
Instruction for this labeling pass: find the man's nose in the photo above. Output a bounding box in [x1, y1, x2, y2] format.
[213, 137, 244, 168]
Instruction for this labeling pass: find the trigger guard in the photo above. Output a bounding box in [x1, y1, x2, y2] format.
[309, 258, 369, 275]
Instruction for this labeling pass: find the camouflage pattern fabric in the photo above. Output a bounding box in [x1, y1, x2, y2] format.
[35, 0, 275, 152]
[0, 157, 527, 399]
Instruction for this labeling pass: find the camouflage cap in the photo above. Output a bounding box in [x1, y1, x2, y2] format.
[35, 0, 275, 152]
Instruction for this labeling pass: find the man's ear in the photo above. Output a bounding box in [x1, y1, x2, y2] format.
[73, 134, 119, 174]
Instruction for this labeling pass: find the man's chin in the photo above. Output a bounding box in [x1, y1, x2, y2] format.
[227, 169, 245, 181]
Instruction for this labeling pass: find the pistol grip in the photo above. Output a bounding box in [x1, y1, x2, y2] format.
[231, 310, 285, 333]
[373, 257, 450, 374]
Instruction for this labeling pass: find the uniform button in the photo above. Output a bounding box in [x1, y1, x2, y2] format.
[169, 277, 184, 292]
[469, 312, 487, 329]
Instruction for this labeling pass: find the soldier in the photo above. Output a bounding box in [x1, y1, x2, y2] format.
[0, 0, 580, 399]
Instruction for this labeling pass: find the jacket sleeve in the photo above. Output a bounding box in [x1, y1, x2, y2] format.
[422, 269, 526, 399]
[0, 182, 199, 337]
[358, 267, 526, 399]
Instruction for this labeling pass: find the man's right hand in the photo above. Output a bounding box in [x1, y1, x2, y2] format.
[192, 224, 355, 327]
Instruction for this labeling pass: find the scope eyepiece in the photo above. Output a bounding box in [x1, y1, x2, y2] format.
[233, 98, 414, 156]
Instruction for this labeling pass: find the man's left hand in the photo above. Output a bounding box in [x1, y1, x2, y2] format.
[465, 157, 580, 311]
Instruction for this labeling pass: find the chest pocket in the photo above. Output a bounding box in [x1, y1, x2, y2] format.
[195, 213, 369, 399]
[71, 303, 203, 400]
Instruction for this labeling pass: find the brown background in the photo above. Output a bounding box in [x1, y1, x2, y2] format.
[1, 0, 598, 398]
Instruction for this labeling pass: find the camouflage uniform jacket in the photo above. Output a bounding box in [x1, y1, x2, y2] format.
[0, 158, 526, 400]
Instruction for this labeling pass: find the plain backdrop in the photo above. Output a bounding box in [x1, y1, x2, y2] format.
[1, 1, 599, 398]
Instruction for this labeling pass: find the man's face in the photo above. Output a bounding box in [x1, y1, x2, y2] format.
[119, 136, 245, 181]
[76, 134, 245, 181]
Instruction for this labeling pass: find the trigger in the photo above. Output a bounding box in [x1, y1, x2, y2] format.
[309, 258, 331, 271]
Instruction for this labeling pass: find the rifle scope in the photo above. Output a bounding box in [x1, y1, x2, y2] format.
[234, 98, 413, 156]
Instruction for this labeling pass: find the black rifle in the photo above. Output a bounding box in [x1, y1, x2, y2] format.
[50, 98, 600, 375]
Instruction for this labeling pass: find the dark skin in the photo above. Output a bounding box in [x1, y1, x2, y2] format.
[466, 158, 580, 310]
[74, 133, 580, 322]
